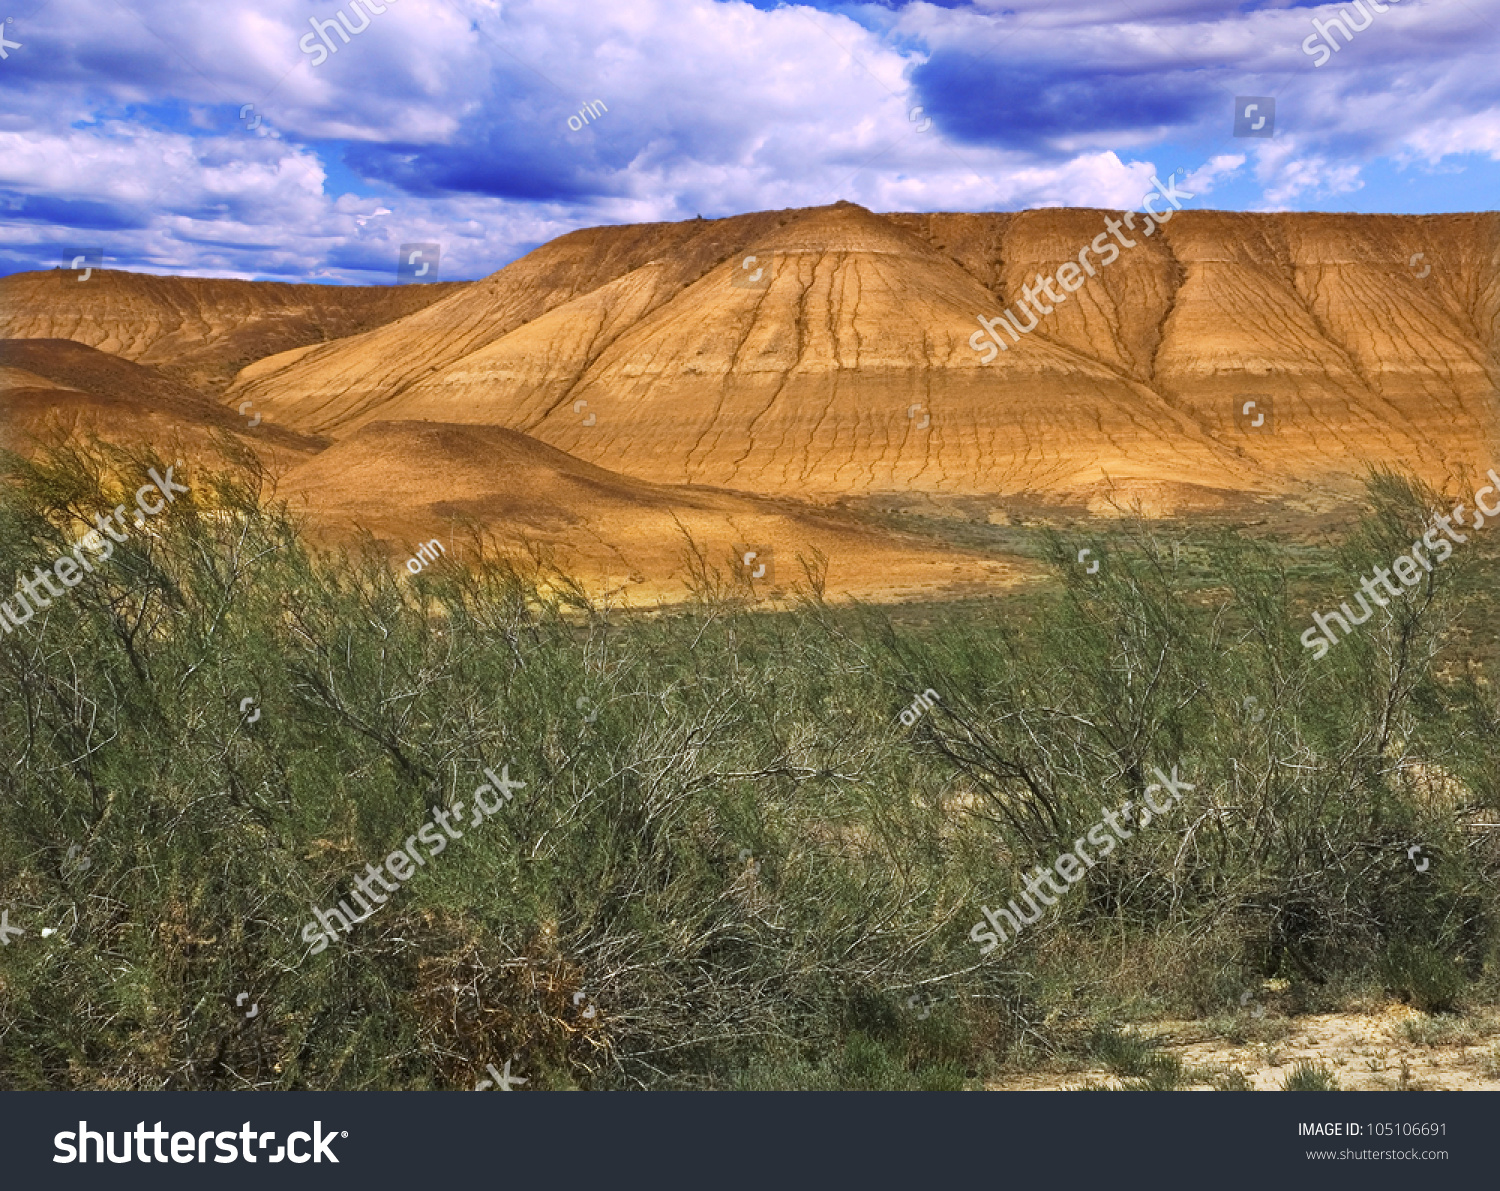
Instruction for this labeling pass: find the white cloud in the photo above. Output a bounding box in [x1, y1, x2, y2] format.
[1402, 108, 1500, 163]
[1182, 153, 1245, 195]
[0, 0, 1496, 280]
[1250, 139, 1365, 208]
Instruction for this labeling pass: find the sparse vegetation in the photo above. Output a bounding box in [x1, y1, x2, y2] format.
[2, 441, 1499, 1089]
[1397, 1010, 1499, 1048]
[1088, 1026, 1163, 1079]
[1209, 1011, 1297, 1048]
[1282, 1061, 1340, 1091]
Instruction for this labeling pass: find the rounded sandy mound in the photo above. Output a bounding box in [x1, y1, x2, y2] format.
[276, 420, 1031, 604]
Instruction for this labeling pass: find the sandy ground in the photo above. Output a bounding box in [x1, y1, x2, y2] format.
[986, 1005, 1500, 1091]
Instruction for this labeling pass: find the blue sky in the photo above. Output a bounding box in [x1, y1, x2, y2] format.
[1, 0, 1497, 283]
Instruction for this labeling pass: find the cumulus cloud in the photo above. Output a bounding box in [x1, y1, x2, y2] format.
[0, 0, 1495, 281]
[1253, 140, 1365, 208]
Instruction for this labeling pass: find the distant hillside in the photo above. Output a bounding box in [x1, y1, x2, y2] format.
[225, 203, 1500, 514]
[0, 338, 325, 462]
[5, 203, 1498, 602]
[0, 269, 466, 395]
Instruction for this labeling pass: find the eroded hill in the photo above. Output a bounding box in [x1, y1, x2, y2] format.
[275, 420, 1025, 604]
[0, 338, 325, 463]
[0, 269, 466, 396]
[5, 203, 1497, 600]
[222, 202, 1500, 515]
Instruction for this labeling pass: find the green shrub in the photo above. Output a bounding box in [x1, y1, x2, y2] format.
[1119, 1052, 1189, 1091]
[1, 442, 1497, 1089]
[1384, 942, 1466, 1014]
[1089, 1026, 1160, 1078]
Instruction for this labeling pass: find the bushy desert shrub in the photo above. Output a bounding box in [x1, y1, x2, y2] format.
[1, 442, 1497, 1089]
